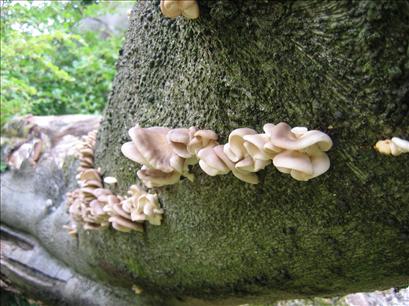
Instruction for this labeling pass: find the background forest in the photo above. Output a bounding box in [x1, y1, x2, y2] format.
[0, 0, 129, 127]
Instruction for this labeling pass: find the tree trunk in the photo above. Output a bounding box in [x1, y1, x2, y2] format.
[2, 1, 409, 305]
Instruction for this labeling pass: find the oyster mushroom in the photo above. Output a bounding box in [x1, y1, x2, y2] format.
[263, 122, 332, 180]
[160, 0, 200, 20]
[137, 166, 181, 188]
[272, 148, 330, 181]
[104, 195, 144, 233]
[198, 145, 259, 184]
[374, 137, 409, 156]
[122, 126, 188, 185]
[137, 193, 164, 225]
[122, 185, 163, 225]
[187, 129, 218, 156]
[213, 145, 259, 184]
[235, 134, 272, 172]
[264, 122, 332, 152]
[223, 128, 257, 163]
[197, 146, 231, 176]
[103, 176, 118, 185]
[167, 127, 198, 159]
[109, 216, 143, 233]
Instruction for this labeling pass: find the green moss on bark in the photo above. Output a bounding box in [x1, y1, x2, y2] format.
[88, 0, 409, 304]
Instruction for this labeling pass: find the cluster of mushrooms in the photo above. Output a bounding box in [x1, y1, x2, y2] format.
[121, 122, 334, 186]
[374, 137, 409, 156]
[160, 0, 199, 19]
[66, 131, 163, 234]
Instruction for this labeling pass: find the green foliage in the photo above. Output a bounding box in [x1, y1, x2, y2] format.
[0, 1, 126, 127]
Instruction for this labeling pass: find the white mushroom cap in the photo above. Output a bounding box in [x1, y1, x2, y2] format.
[243, 133, 274, 160]
[213, 145, 259, 184]
[273, 150, 313, 181]
[272, 149, 330, 181]
[167, 128, 196, 158]
[137, 166, 181, 188]
[235, 155, 270, 172]
[374, 139, 392, 155]
[391, 137, 409, 155]
[123, 126, 189, 179]
[265, 122, 333, 152]
[375, 137, 409, 156]
[121, 142, 149, 165]
[223, 128, 257, 162]
[197, 146, 230, 176]
[138, 193, 163, 225]
[128, 184, 146, 197]
[290, 126, 308, 137]
[104, 176, 118, 185]
[187, 129, 218, 156]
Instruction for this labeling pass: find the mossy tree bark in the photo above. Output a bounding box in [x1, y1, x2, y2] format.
[94, 0, 409, 304]
[2, 1, 409, 306]
[92, 0, 409, 304]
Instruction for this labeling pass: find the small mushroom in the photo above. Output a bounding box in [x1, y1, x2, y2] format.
[160, 0, 200, 20]
[104, 195, 144, 233]
[374, 137, 409, 156]
[243, 133, 274, 161]
[138, 193, 164, 225]
[104, 176, 118, 185]
[235, 156, 270, 173]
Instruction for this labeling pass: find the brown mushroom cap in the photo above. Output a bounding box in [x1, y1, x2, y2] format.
[79, 169, 101, 181]
[160, 0, 199, 20]
[127, 126, 184, 173]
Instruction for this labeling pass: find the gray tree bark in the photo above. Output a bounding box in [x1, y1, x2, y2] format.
[1, 1, 409, 305]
